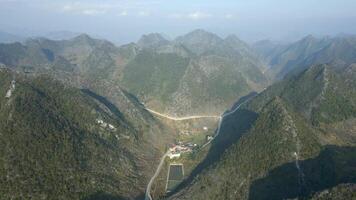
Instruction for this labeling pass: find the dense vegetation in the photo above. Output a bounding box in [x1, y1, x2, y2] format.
[122, 50, 190, 104]
[0, 30, 269, 116]
[253, 35, 356, 80]
[1, 31, 356, 200]
[170, 63, 356, 200]
[0, 70, 166, 199]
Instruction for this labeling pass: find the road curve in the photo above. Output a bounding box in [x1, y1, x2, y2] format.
[144, 108, 221, 121]
[201, 96, 253, 149]
[144, 98, 250, 199]
[144, 90, 264, 199]
[145, 151, 169, 200]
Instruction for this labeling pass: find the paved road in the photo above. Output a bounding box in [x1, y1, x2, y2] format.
[145, 151, 169, 200]
[144, 90, 264, 200]
[144, 99, 249, 199]
[144, 108, 220, 121]
[201, 96, 253, 149]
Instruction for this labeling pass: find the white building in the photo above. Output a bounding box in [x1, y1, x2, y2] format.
[168, 152, 181, 159]
[5, 80, 16, 98]
[108, 124, 116, 130]
[206, 135, 213, 141]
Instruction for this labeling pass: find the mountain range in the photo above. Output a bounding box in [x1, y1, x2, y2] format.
[0, 30, 355, 200]
[0, 68, 175, 199]
[169, 63, 356, 200]
[0, 29, 269, 116]
[254, 35, 356, 80]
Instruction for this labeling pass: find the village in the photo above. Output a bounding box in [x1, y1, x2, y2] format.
[167, 134, 214, 159]
[96, 119, 117, 131]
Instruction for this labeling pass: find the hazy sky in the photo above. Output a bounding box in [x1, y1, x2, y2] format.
[1, 0, 356, 44]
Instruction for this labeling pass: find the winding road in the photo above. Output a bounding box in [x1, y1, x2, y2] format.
[143, 108, 220, 200]
[145, 108, 220, 121]
[144, 92, 260, 200]
[201, 97, 253, 149]
[145, 151, 170, 200]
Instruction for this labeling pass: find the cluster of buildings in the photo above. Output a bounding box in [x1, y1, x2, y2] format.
[96, 119, 117, 131]
[168, 142, 197, 159]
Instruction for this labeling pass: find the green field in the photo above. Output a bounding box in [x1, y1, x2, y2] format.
[166, 164, 184, 192]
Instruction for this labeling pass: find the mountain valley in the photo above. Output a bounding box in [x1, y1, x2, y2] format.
[0, 29, 355, 200]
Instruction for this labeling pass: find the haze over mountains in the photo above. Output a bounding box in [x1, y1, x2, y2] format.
[0, 29, 355, 200]
[0, 29, 269, 116]
[254, 34, 356, 79]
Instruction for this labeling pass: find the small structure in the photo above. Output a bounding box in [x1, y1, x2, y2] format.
[108, 124, 117, 131]
[96, 119, 116, 131]
[5, 80, 16, 98]
[115, 135, 120, 140]
[203, 126, 208, 131]
[168, 142, 195, 160]
[101, 122, 108, 128]
[168, 152, 181, 159]
[179, 131, 190, 136]
[206, 135, 213, 141]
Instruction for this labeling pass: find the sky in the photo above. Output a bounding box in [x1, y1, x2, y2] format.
[1, 0, 356, 44]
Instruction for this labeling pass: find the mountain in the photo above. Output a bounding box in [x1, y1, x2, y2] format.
[121, 30, 269, 116]
[0, 69, 172, 200]
[252, 39, 288, 64]
[169, 63, 356, 200]
[0, 31, 24, 43]
[174, 29, 224, 56]
[257, 35, 356, 80]
[44, 31, 82, 41]
[0, 30, 355, 200]
[309, 184, 356, 199]
[137, 33, 170, 49]
[0, 30, 269, 116]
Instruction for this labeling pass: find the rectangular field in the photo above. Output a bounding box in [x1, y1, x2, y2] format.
[166, 164, 184, 192]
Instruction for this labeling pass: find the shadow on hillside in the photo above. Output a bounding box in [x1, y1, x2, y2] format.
[167, 93, 259, 197]
[248, 145, 356, 200]
[83, 191, 125, 200]
[230, 92, 258, 111]
[81, 89, 126, 121]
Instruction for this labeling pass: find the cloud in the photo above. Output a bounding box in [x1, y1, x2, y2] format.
[187, 11, 211, 20]
[171, 11, 212, 20]
[82, 9, 106, 15]
[56, 1, 159, 17]
[224, 14, 235, 19]
[60, 2, 111, 15]
[119, 10, 128, 16]
[138, 11, 151, 17]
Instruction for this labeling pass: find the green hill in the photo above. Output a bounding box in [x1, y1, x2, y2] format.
[121, 30, 268, 116]
[256, 35, 356, 80]
[169, 63, 356, 200]
[0, 30, 269, 116]
[0, 69, 171, 200]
